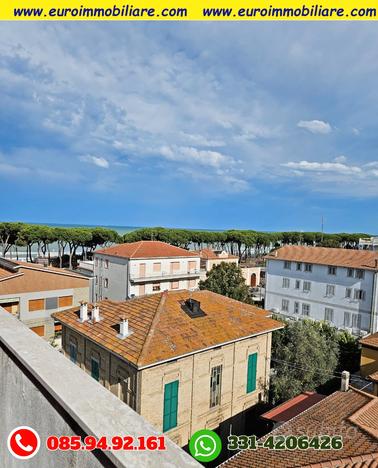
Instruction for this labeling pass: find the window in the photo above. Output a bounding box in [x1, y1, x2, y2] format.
[326, 284, 335, 296]
[188, 261, 197, 271]
[59, 296, 73, 308]
[170, 262, 180, 273]
[46, 297, 58, 310]
[282, 299, 289, 312]
[95, 275, 98, 285]
[152, 283, 161, 291]
[324, 308, 334, 323]
[296, 262, 302, 271]
[355, 269, 365, 279]
[302, 303, 310, 316]
[346, 288, 352, 298]
[282, 278, 290, 288]
[171, 281, 179, 290]
[294, 302, 300, 314]
[303, 281, 311, 292]
[284, 261, 291, 270]
[95, 258, 98, 266]
[247, 353, 258, 393]
[188, 279, 196, 288]
[304, 263, 312, 272]
[352, 313, 362, 329]
[347, 268, 354, 277]
[105, 260, 109, 269]
[28, 299, 45, 312]
[153, 262, 161, 272]
[354, 289, 366, 301]
[91, 358, 100, 381]
[104, 278, 109, 288]
[100, 258, 103, 267]
[163, 380, 179, 432]
[344, 311, 351, 327]
[295, 280, 301, 289]
[210, 365, 222, 407]
[69, 342, 77, 363]
[328, 266, 337, 275]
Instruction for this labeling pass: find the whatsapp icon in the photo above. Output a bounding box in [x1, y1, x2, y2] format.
[189, 429, 222, 462]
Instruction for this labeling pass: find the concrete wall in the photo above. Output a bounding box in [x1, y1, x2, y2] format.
[266, 259, 376, 333]
[0, 286, 89, 340]
[0, 308, 200, 468]
[139, 333, 271, 447]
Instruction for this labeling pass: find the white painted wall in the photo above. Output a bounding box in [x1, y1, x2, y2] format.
[94, 254, 200, 300]
[265, 258, 378, 334]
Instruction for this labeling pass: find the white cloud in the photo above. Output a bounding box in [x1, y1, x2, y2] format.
[283, 160, 361, 175]
[79, 155, 110, 169]
[334, 155, 347, 163]
[297, 120, 332, 134]
[159, 145, 232, 169]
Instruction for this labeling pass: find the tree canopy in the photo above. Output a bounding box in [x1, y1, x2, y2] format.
[270, 319, 360, 404]
[199, 262, 250, 302]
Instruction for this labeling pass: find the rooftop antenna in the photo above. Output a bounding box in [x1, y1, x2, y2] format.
[321, 216, 324, 242]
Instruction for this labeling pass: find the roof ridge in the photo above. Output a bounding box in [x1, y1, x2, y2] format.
[137, 292, 168, 366]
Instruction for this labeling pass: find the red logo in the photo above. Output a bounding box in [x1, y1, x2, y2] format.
[7, 426, 41, 459]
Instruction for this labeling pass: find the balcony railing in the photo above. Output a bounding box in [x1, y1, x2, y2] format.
[130, 269, 200, 283]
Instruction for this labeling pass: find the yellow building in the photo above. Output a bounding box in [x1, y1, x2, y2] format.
[53, 289, 282, 447]
[360, 332, 378, 379]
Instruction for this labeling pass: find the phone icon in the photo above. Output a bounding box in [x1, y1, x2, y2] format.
[7, 426, 41, 460]
[199, 440, 212, 452]
[15, 433, 33, 452]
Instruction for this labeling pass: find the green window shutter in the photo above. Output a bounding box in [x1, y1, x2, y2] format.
[91, 359, 100, 381]
[163, 380, 179, 432]
[247, 353, 258, 393]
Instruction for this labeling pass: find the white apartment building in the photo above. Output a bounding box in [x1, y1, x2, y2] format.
[265, 246, 378, 336]
[93, 241, 200, 300]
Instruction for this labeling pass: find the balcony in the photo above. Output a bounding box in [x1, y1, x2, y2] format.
[0, 308, 200, 468]
[130, 269, 201, 283]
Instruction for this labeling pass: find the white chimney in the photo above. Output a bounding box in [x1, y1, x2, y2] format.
[79, 302, 88, 322]
[117, 317, 129, 339]
[92, 304, 100, 322]
[341, 370, 350, 392]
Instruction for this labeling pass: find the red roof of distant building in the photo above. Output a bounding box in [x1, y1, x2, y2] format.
[261, 391, 326, 424]
[96, 241, 198, 259]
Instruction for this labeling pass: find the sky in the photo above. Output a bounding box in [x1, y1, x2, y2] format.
[1, 22, 378, 233]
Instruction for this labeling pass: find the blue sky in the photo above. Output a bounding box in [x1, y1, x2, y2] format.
[1, 23, 378, 233]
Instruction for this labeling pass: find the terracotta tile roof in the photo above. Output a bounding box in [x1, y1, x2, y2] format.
[369, 372, 378, 383]
[361, 333, 378, 350]
[221, 389, 378, 468]
[96, 241, 198, 259]
[265, 246, 378, 270]
[197, 248, 239, 260]
[53, 290, 282, 368]
[300, 453, 378, 467]
[261, 392, 326, 424]
[0, 260, 89, 295]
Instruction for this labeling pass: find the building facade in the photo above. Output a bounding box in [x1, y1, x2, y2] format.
[94, 241, 200, 300]
[0, 258, 90, 339]
[54, 290, 282, 447]
[265, 246, 378, 335]
[360, 332, 378, 378]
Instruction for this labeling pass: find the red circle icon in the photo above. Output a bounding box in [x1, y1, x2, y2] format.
[7, 426, 41, 460]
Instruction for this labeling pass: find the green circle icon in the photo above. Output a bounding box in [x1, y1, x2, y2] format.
[189, 429, 222, 462]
